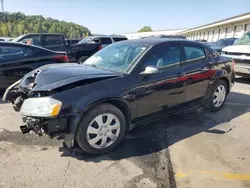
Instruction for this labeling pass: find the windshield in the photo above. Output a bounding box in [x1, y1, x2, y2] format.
[234, 32, 250, 45]
[78, 37, 93, 44]
[84, 42, 149, 73]
[12, 35, 26, 42]
[212, 39, 225, 47]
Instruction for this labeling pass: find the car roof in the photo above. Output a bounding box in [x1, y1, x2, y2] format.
[117, 38, 204, 46]
[91, 35, 127, 38]
[0, 41, 62, 52]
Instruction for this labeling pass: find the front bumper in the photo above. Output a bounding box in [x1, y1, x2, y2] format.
[3, 78, 80, 149]
[20, 116, 69, 138]
[231, 58, 250, 76]
[234, 65, 250, 75]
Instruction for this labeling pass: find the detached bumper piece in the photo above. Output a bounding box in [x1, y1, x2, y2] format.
[20, 117, 69, 138]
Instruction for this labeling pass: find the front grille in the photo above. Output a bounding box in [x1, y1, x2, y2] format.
[228, 52, 250, 56]
[234, 59, 250, 65]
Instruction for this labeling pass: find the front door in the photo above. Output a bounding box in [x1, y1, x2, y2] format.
[128, 43, 186, 123]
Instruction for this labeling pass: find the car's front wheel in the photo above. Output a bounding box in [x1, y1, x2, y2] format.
[205, 79, 228, 112]
[75, 103, 126, 155]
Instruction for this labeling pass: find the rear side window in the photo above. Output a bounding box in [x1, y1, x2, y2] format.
[183, 46, 206, 64]
[113, 37, 127, 42]
[0, 46, 33, 62]
[100, 37, 112, 44]
[44, 35, 63, 45]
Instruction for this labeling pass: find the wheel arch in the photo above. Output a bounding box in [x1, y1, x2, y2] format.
[220, 76, 230, 95]
[80, 97, 132, 131]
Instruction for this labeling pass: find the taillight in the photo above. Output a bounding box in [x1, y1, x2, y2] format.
[53, 55, 69, 62]
[98, 45, 102, 51]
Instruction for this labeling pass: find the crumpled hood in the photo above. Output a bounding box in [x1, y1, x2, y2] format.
[20, 63, 121, 91]
[222, 45, 250, 54]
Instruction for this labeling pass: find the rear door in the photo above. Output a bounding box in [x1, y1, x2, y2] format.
[180, 43, 215, 105]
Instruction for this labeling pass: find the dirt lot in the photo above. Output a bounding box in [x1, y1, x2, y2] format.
[0, 78, 250, 188]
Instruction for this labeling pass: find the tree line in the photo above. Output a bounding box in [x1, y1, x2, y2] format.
[0, 12, 91, 38]
[138, 26, 152, 32]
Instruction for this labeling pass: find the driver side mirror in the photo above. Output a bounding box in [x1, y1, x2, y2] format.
[140, 66, 159, 76]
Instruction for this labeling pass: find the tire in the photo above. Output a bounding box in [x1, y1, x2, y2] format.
[78, 56, 89, 64]
[205, 79, 228, 112]
[75, 103, 126, 155]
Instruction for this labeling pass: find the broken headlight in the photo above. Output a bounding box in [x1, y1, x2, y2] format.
[20, 97, 62, 117]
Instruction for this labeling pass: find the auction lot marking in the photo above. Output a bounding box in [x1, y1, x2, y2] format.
[175, 170, 250, 181]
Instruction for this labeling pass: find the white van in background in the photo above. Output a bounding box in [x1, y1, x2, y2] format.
[221, 32, 250, 77]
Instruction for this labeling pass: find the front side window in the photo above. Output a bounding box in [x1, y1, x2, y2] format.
[44, 35, 63, 45]
[16, 35, 41, 46]
[0, 46, 33, 62]
[183, 46, 206, 64]
[142, 45, 181, 71]
[84, 43, 149, 73]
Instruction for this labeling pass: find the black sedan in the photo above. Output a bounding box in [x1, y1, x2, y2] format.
[3, 39, 235, 155]
[0, 42, 68, 89]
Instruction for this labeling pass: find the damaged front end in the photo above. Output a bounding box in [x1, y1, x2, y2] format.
[2, 69, 42, 112]
[2, 64, 121, 149]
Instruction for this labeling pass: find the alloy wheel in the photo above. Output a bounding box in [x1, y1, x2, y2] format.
[213, 85, 226, 107]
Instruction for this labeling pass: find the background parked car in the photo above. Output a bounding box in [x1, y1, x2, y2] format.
[78, 35, 128, 48]
[0, 41, 68, 89]
[12, 33, 102, 63]
[221, 32, 250, 77]
[210, 38, 238, 53]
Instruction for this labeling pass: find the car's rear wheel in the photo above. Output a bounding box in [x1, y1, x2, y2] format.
[205, 79, 228, 112]
[75, 103, 126, 155]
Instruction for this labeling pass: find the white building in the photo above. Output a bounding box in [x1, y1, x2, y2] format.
[125, 12, 250, 42]
[125, 29, 187, 39]
[175, 12, 250, 42]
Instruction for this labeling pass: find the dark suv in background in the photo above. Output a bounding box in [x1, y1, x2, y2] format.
[13, 33, 102, 63]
